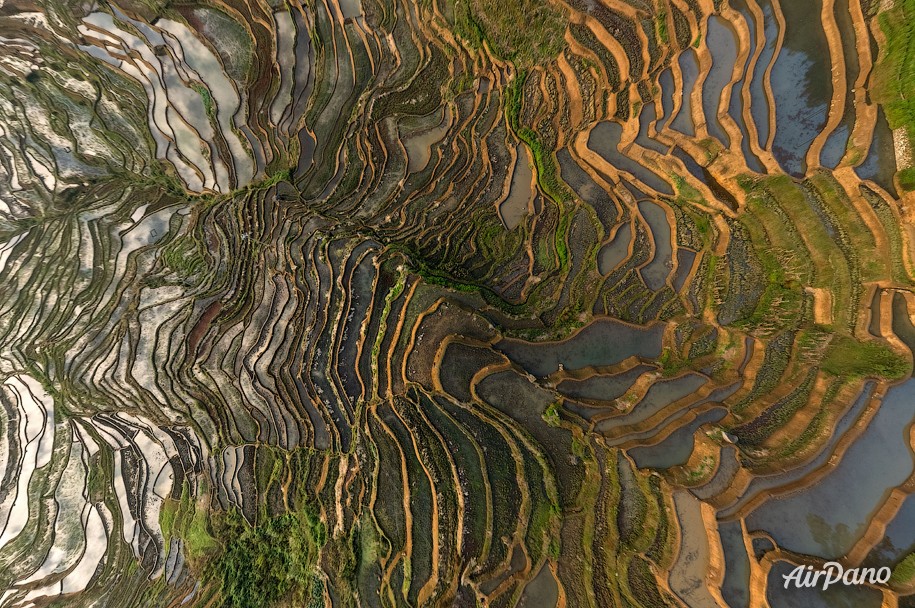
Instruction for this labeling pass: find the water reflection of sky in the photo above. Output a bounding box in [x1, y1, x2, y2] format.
[703, 16, 736, 148]
[771, 48, 828, 176]
[746, 380, 915, 559]
[750, 0, 778, 148]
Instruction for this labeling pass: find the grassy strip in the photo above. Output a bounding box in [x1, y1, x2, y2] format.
[657, 347, 688, 377]
[656, 10, 669, 45]
[249, 168, 291, 191]
[505, 74, 574, 273]
[875, 0, 915, 148]
[162, 235, 207, 277]
[732, 331, 795, 414]
[761, 177, 851, 326]
[370, 269, 407, 396]
[191, 83, 215, 122]
[454, 2, 485, 49]
[805, 174, 876, 316]
[505, 74, 573, 205]
[732, 367, 817, 446]
[860, 187, 913, 284]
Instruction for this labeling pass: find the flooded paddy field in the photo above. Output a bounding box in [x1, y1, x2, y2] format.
[1, 0, 914, 605]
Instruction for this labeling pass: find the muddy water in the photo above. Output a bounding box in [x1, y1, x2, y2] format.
[726, 2, 766, 172]
[703, 16, 737, 148]
[290, 8, 314, 127]
[672, 146, 707, 183]
[340, 0, 362, 18]
[609, 381, 739, 447]
[746, 380, 915, 559]
[557, 149, 616, 227]
[295, 130, 316, 176]
[589, 122, 673, 195]
[693, 445, 741, 500]
[404, 107, 451, 173]
[770, 0, 832, 176]
[673, 249, 697, 292]
[517, 562, 559, 607]
[670, 492, 719, 608]
[500, 145, 534, 230]
[728, 16, 765, 173]
[270, 11, 296, 125]
[672, 49, 700, 136]
[495, 319, 664, 377]
[730, 86, 766, 172]
[821, 124, 850, 169]
[865, 492, 915, 568]
[598, 223, 632, 274]
[637, 200, 672, 290]
[868, 288, 882, 337]
[891, 291, 915, 356]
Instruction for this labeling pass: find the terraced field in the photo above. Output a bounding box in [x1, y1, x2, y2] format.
[0, 0, 915, 605]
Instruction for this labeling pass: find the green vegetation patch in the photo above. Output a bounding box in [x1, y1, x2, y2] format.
[821, 334, 908, 380]
[892, 553, 915, 585]
[542, 401, 562, 426]
[899, 167, 915, 192]
[163, 235, 207, 278]
[655, 10, 669, 44]
[454, 0, 569, 65]
[191, 83, 215, 121]
[875, 0, 915, 141]
[503, 73, 574, 277]
[657, 347, 688, 377]
[506, 74, 573, 204]
[163, 482, 217, 562]
[210, 507, 326, 608]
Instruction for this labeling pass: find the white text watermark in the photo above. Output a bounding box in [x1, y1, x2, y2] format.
[782, 562, 891, 590]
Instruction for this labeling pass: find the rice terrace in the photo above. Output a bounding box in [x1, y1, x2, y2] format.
[0, 0, 915, 605]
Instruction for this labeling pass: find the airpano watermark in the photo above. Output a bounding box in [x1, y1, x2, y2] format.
[783, 562, 891, 590]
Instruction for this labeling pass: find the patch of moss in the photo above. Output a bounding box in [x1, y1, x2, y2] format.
[822, 334, 908, 380]
[542, 401, 562, 427]
[892, 553, 915, 585]
[899, 167, 915, 191]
